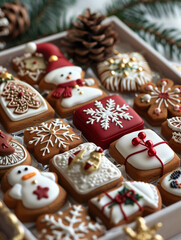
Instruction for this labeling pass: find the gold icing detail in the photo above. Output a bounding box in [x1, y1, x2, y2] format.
[124, 217, 163, 240]
[120, 63, 125, 68]
[82, 150, 103, 174]
[0, 72, 12, 80]
[49, 55, 58, 62]
[108, 59, 114, 64]
[68, 149, 86, 168]
[123, 71, 129, 77]
[137, 67, 143, 72]
[111, 70, 115, 76]
[130, 57, 137, 62]
[126, 62, 132, 67]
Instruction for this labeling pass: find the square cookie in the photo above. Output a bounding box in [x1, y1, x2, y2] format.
[73, 95, 144, 149]
[24, 118, 83, 165]
[49, 142, 123, 203]
[109, 129, 180, 182]
[37, 205, 105, 240]
[88, 181, 162, 229]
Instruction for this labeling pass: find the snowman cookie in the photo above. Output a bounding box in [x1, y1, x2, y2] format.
[12, 52, 47, 86]
[0, 68, 54, 133]
[157, 168, 181, 206]
[24, 118, 83, 165]
[1, 165, 67, 222]
[0, 130, 31, 178]
[25, 42, 107, 117]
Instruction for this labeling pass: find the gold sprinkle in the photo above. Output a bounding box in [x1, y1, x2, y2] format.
[108, 59, 114, 64]
[74, 85, 79, 88]
[121, 58, 127, 64]
[120, 63, 125, 68]
[130, 57, 137, 62]
[111, 70, 115, 76]
[79, 91, 84, 95]
[137, 67, 143, 72]
[114, 50, 120, 55]
[123, 71, 129, 77]
[126, 62, 132, 67]
[32, 180, 37, 185]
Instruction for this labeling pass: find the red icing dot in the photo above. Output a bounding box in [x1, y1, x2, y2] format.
[97, 147, 103, 153]
[145, 140, 153, 148]
[18, 92, 24, 98]
[132, 137, 140, 146]
[84, 162, 92, 170]
[158, 92, 169, 99]
[138, 132, 146, 140]
[33, 61, 37, 64]
[148, 147, 156, 157]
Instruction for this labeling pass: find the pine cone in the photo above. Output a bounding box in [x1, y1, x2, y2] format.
[61, 9, 117, 64]
[0, 8, 9, 49]
[1, 2, 30, 39]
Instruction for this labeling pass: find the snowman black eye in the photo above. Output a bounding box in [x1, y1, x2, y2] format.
[69, 72, 72, 75]
[60, 74, 64, 77]
[17, 170, 21, 174]
[24, 167, 28, 171]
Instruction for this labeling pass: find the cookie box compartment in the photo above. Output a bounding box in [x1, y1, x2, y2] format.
[0, 16, 181, 239]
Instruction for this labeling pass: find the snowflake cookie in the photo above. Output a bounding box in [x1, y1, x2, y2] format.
[157, 168, 181, 206]
[24, 119, 82, 165]
[12, 52, 47, 86]
[161, 117, 181, 154]
[134, 79, 181, 126]
[73, 95, 144, 149]
[97, 52, 152, 92]
[109, 129, 180, 182]
[50, 142, 123, 203]
[0, 130, 31, 178]
[1, 165, 67, 222]
[88, 181, 161, 229]
[37, 204, 105, 240]
[0, 76, 54, 133]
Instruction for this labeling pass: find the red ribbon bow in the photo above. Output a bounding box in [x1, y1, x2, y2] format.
[102, 189, 142, 221]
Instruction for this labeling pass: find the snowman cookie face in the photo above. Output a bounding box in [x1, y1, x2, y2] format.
[45, 66, 82, 85]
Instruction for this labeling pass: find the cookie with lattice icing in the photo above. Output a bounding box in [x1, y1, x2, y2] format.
[37, 204, 105, 240]
[88, 181, 162, 229]
[1, 165, 67, 222]
[0, 72, 55, 133]
[161, 117, 181, 154]
[97, 52, 152, 92]
[109, 129, 180, 182]
[134, 79, 181, 126]
[157, 168, 181, 206]
[12, 53, 47, 86]
[49, 142, 123, 203]
[24, 118, 83, 165]
[0, 130, 31, 178]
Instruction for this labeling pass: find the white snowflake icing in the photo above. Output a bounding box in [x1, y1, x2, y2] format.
[167, 117, 181, 144]
[27, 119, 80, 156]
[83, 98, 133, 130]
[41, 205, 103, 240]
[0, 140, 26, 167]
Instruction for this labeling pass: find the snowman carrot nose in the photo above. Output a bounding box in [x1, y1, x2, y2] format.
[67, 75, 71, 79]
[22, 172, 36, 181]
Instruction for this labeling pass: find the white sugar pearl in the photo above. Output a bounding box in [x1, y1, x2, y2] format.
[145, 84, 153, 91]
[161, 80, 167, 86]
[174, 105, 180, 111]
[154, 108, 161, 114]
[174, 88, 181, 93]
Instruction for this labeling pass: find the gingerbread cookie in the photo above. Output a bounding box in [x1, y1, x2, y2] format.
[97, 52, 152, 92]
[73, 95, 144, 149]
[109, 129, 180, 182]
[0, 130, 31, 178]
[1, 165, 67, 222]
[25, 42, 107, 117]
[134, 79, 181, 126]
[24, 118, 83, 165]
[12, 52, 47, 86]
[157, 168, 181, 206]
[161, 116, 181, 154]
[0, 69, 54, 133]
[37, 204, 105, 240]
[49, 142, 123, 203]
[88, 181, 162, 229]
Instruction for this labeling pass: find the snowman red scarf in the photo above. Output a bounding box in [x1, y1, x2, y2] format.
[52, 79, 84, 98]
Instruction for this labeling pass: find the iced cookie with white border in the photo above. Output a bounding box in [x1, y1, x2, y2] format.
[157, 168, 181, 206]
[37, 204, 105, 240]
[0, 69, 54, 133]
[134, 79, 181, 126]
[24, 118, 83, 165]
[97, 52, 152, 92]
[0, 130, 31, 178]
[12, 52, 47, 86]
[73, 95, 144, 149]
[161, 116, 181, 154]
[49, 142, 123, 203]
[88, 181, 162, 229]
[109, 129, 180, 182]
[1, 165, 67, 222]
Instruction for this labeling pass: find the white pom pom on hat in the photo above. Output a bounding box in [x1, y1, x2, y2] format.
[25, 42, 37, 53]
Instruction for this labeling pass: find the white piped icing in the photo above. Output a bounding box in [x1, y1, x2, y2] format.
[52, 143, 121, 194]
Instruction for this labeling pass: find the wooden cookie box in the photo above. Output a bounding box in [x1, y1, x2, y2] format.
[0, 16, 181, 240]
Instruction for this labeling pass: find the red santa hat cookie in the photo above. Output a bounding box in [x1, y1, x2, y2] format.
[25, 42, 82, 88]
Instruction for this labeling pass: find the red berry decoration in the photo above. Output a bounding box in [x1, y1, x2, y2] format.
[0, 130, 15, 156]
[98, 147, 104, 153]
[132, 137, 140, 146]
[148, 147, 156, 157]
[145, 140, 153, 148]
[138, 132, 146, 140]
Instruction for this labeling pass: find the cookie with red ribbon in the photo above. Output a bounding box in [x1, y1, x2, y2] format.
[49, 142, 123, 203]
[25, 42, 107, 117]
[1, 165, 67, 222]
[109, 129, 180, 182]
[157, 168, 181, 206]
[88, 181, 162, 229]
[0, 130, 31, 178]
[134, 79, 181, 126]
